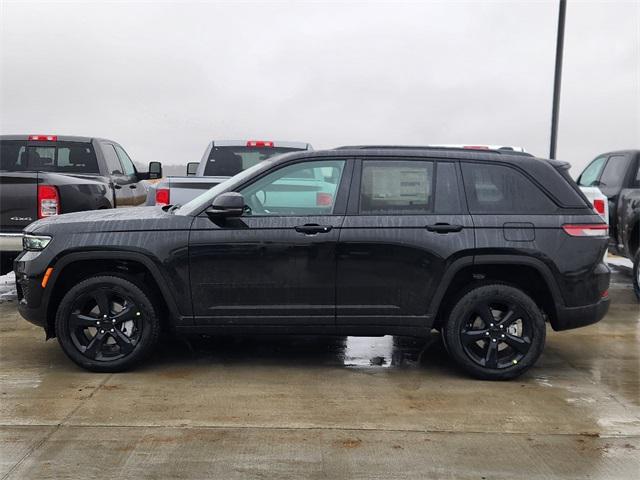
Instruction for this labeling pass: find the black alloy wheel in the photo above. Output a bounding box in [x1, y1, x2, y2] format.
[56, 275, 160, 372]
[460, 300, 533, 369]
[68, 287, 142, 362]
[443, 283, 546, 380]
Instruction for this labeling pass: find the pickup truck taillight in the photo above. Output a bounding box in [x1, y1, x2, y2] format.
[155, 188, 170, 206]
[593, 198, 606, 216]
[37, 185, 60, 218]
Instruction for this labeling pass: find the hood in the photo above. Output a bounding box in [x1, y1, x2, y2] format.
[25, 206, 188, 234]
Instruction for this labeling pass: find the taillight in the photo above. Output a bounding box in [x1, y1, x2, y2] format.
[247, 140, 274, 148]
[37, 185, 59, 218]
[29, 135, 57, 141]
[316, 192, 333, 206]
[155, 188, 170, 206]
[562, 224, 608, 237]
[593, 198, 606, 216]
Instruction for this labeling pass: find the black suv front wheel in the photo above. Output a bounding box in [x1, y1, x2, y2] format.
[55, 275, 161, 372]
[443, 283, 546, 380]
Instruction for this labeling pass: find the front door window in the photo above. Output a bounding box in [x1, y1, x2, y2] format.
[239, 160, 345, 216]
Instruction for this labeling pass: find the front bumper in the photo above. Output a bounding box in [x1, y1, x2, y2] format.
[0, 233, 22, 252]
[552, 296, 610, 331]
[15, 254, 50, 332]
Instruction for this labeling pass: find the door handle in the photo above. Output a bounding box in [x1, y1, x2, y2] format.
[295, 224, 333, 235]
[426, 223, 463, 233]
[129, 184, 137, 189]
[113, 184, 122, 190]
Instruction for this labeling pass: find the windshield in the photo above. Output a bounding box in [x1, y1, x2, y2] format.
[176, 159, 276, 216]
[203, 146, 301, 176]
[0, 140, 99, 174]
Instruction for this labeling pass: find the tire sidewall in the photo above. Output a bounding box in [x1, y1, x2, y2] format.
[55, 275, 159, 372]
[443, 283, 546, 380]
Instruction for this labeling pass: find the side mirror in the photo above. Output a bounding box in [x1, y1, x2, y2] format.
[186, 162, 199, 176]
[206, 192, 245, 218]
[148, 161, 163, 180]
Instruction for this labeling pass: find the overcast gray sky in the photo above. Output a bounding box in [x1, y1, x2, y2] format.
[1, 0, 638, 175]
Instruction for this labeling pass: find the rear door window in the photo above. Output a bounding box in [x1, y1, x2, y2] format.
[360, 160, 434, 214]
[461, 162, 557, 214]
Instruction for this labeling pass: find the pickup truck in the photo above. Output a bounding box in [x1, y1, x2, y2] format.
[577, 149, 640, 296]
[146, 140, 312, 206]
[0, 134, 162, 274]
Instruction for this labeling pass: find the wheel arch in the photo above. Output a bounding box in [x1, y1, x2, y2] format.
[430, 254, 562, 329]
[43, 251, 182, 338]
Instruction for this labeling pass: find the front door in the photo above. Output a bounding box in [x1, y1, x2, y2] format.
[189, 158, 351, 330]
[336, 159, 474, 333]
[101, 143, 133, 207]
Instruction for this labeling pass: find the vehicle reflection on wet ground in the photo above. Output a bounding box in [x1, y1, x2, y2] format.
[0, 260, 638, 479]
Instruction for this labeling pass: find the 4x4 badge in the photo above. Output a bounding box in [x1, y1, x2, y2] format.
[10, 216, 33, 221]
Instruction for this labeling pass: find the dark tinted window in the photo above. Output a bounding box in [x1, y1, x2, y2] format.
[462, 162, 556, 214]
[0, 140, 98, 173]
[103, 144, 123, 175]
[204, 146, 300, 177]
[0, 141, 28, 170]
[360, 160, 434, 214]
[435, 162, 461, 214]
[600, 155, 631, 190]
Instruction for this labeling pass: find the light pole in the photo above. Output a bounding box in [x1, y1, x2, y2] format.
[550, 0, 567, 159]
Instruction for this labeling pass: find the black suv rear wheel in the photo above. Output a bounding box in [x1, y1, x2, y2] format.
[55, 275, 160, 372]
[443, 283, 546, 380]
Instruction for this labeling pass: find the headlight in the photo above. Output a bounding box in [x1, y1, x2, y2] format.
[23, 234, 52, 251]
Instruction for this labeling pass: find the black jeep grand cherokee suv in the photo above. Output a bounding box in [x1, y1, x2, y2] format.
[15, 147, 610, 379]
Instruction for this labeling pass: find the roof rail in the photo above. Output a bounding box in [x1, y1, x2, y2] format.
[333, 145, 534, 156]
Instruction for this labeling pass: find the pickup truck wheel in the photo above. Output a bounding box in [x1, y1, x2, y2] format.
[443, 283, 546, 380]
[633, 250, 640, 300]
[55, 275, 160, 372]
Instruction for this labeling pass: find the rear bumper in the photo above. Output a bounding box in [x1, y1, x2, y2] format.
[552, 296, 610, 331]
[0, 233, 22, 252]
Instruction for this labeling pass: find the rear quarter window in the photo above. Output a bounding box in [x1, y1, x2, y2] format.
[461, 162, 557, 214]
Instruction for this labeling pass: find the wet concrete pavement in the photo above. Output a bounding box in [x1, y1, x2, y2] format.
[0, 264, 638, 479]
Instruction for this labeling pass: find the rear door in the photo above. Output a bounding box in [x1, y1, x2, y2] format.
[100, 143, 133, 207]
[0, 140, 37, 232]
[336, 159, 474, 333]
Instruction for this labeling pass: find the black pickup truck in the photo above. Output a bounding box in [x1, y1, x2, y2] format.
[577, 150, 640, 295]
[0, 135, 162, 274]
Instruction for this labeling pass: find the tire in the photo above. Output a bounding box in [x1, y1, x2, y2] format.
[633, 250, 640, 301]
[55, 275, 161, 372]
[443, 283, 546, 380]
